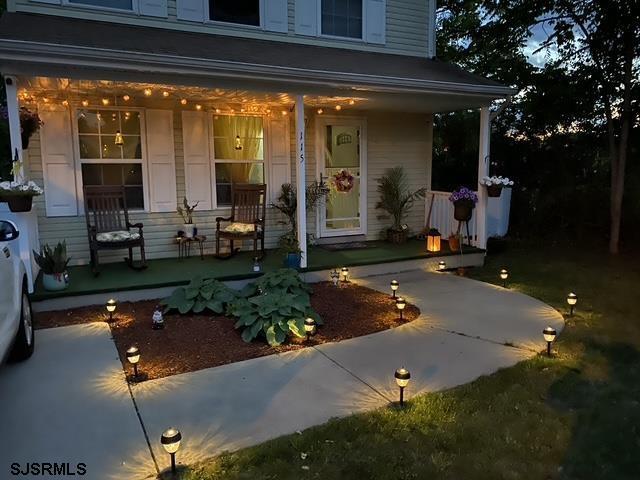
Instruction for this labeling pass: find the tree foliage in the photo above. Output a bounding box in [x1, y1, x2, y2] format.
[433, 0, 639, 250]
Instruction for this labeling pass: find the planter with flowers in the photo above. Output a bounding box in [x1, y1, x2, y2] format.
[480, 176, 514, 198]
[20, 107, 43, 150]
[449, 187, 478, 222]
[0, 180, 43, 212]
[177, 197, 199, 238]
[34, 241, 71, 291]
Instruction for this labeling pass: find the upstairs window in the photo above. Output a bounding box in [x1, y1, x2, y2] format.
[321, 0, 363, 39]
[68, 0, 133, 10]
[210, 0, 261, 26]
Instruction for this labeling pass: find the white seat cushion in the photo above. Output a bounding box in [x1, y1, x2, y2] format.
[223, 222, 257, 234]
[96, 230, 141, 242]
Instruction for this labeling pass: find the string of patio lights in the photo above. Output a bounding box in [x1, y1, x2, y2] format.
[17, 86, 358, 117]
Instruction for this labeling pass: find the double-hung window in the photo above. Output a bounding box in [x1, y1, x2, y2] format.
[321, 0, 363, 39]
[212, 115, 265, 206]
[77, 109, 145, 210]
[209, 0, 261, 26]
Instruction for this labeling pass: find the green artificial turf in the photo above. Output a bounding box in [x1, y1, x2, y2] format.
[32, 239, 480, 300]
[180, 242, 640, 480]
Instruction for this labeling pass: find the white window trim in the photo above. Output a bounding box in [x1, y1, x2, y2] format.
[72, 105, 150, 215]
[317, 0, 366, 42]
[62, 0, 139, 15]
[208, 113, 268, 210]
[205, 0, 265, 30]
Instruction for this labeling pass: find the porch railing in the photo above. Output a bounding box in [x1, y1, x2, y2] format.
[425, 189, 512, 247]
[425, 190, 479, 246]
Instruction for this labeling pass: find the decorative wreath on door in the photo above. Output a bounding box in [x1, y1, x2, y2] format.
[333, 169, 355, 193]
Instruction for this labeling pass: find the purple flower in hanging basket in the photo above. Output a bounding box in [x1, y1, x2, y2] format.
[449, 187, 478, 204]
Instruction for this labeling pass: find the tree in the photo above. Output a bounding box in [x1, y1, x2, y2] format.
[528, 0, 640, 253]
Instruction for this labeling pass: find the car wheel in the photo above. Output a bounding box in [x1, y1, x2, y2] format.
[8, 279, 35, 361]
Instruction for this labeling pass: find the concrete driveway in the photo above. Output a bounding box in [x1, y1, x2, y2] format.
[0, 270, 564, 479]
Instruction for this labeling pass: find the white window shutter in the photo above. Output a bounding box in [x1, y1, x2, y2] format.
[365, 0, 386, 44]
[39, 107, 78, 217]
[139, 0, 167, 17]
[176, 0, 205, 22]
[182, 111, 212, 210]
[264, 0, 288, 33]
[268, 116, 291, 203]
[295, 0, 317, 36]
[146, 110, 177, 213]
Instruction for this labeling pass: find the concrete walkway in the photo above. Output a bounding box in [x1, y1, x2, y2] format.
[0, 270, 564, 479]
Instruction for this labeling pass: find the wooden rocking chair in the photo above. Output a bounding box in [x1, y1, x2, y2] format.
[215, 183, 266, 260]
[83, 186, 147, 275]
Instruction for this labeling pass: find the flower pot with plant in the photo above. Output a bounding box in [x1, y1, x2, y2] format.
[449, 187, 478, 222]
[177, 197, 198, 238]
[34, 241, 71, 291]
[375, 167, 426, 245]
[20, 107, 43, 150]
[480, 176, 514, 198]
[448, 232, 461, 252]
[272, 180, 329, 267]
[0, 180, 43, 212]
[279, 232, 302, 269]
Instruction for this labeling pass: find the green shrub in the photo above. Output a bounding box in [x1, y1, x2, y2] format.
[161, 276, 237, 314]
[229, 290, 321, 345]
[231, 269, 322, 346]
[240, 268, 312, 297]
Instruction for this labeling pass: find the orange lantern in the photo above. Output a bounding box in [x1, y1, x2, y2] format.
[426, 228, 441, 252]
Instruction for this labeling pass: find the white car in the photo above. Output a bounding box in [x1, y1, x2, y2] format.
[0, 220, 34, 362]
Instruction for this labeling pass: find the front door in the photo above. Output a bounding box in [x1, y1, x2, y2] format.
[318, 117, 366, 237]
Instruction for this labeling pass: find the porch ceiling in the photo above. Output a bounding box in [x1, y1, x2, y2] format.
[0, 13, 515, 113]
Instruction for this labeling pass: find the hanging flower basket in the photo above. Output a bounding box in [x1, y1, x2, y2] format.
[19, 108, 43, 150]
[0, 180, 43, 213]
[332, 169, 355, 193]
[480, 176, 514, 198]
[449, 187, 478, 222]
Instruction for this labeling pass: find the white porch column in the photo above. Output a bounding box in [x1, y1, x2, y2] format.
[4, 76, 24, 181]
[294, 95, 308, 268]
[476, 106, 491, 249]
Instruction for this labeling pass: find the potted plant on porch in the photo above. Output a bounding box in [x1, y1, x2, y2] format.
[0, 179, 43, 212]
[272, 181, 329, 268]
[375, 167, 426, 244]
[449, 187, 478, 222]
[177, 197, 198, 238]
[480, 176, 514, 198]
[34, 241, 71, 291]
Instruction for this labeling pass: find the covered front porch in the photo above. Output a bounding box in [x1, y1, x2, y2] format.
[0, 12, 513, 296]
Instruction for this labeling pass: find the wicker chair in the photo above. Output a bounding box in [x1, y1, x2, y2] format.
[215, 183, 266, 259]
[83, 185, 147, 275]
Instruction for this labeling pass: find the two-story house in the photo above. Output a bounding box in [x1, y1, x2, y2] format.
[0, 0, 513, 279]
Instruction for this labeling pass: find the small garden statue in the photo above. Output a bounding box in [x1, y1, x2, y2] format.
[152, 305, 165, 330]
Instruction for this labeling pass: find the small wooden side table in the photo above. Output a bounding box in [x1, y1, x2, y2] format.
[175, 235, 207, 260]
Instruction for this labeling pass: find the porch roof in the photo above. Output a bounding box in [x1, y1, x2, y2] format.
[0, 12, 514, 107]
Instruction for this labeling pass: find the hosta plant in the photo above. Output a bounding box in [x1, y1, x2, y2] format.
[231, 269, 322, 346]
[161, 276, 237, 314]
[239, 268, 312, 298]
[228, 289, 322, 345]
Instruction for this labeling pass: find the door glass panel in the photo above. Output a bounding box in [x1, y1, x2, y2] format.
[324, 125, 361, 233]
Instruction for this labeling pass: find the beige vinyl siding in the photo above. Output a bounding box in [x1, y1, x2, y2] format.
[26, 98, 290, 266]
[10, 0, 430, 57]
[26, 96, 429, 265]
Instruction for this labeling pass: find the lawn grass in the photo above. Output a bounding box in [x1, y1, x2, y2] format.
[181, 242, 640, 480]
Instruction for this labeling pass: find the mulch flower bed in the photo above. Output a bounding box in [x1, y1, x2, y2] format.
[35, 282, 420, 382]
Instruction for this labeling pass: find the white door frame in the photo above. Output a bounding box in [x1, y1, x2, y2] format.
[315, 115, 367, 238]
